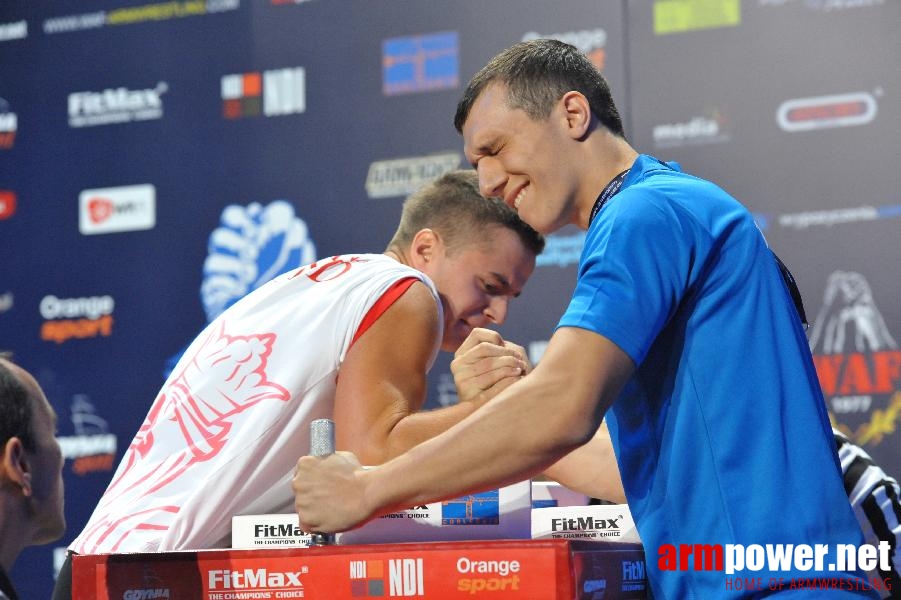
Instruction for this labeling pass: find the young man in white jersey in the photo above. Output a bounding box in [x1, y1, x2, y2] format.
[52, 170, 543, 599]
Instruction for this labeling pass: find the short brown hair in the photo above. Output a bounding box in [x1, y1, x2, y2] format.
[454, 39, 625, 138]
[387, 170, 544, 257]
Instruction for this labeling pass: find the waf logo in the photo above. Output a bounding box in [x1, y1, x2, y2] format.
[809, 271, 901, 446]
[442, 490, 500, 525]
[777, 91, 878, 132]
[0, 190, 15, 220]
[349, 558, 424, 597]
[221, 67, 306, 119]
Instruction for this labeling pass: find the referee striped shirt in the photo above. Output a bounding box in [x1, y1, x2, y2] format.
[834, 428, 900, 598]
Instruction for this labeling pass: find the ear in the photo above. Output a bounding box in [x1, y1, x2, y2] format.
[560, 91, 592, 139]
[1, 437, 32, 496]
[409, 228, 444, 270]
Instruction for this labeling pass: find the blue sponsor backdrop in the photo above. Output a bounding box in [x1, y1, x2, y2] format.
[1, 1, 899, 596]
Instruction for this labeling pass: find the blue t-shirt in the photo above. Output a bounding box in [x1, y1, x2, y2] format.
[559, 155, 877, 598]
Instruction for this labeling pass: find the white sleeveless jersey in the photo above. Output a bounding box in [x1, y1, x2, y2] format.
[70, 254, 441, 554]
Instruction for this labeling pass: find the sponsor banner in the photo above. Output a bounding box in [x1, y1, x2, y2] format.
[364, 152, 461, 199]
[0, 19, 28, 42]
[753, 203, 901, 232]
[382, 31, 459, 96]
[654, 0, 741, 34]
[68, 84, 168, 128]
[59, 394, 117, 476]
[758, 0, 885, 12]
[73, 539, 639, 598]
[221, 68, 306, 119]
[809, 271, 901, 449]
[39, 294, 116, 344]
[43, 0, 240, 35]
[532, 504, 641, 543]
[0, 98, 17, 149]
[79, 184, 156, 235]
[777, 91, 879, 132]
[652, 111, 731, 148]
[232, 514, 313, 549]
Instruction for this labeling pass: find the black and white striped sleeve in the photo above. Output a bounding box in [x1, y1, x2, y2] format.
[834, 428, 900, 598]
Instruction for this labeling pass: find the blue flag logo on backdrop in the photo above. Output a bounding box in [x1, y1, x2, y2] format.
[164, 200, 316, 377]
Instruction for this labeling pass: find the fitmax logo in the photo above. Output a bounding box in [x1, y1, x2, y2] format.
[208, 569, 304, 589]
[551, 516, 621, 531]
[254, 523, 306, 537]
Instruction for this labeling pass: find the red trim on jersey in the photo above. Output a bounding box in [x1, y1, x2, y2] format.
[349, 277, 419, 349]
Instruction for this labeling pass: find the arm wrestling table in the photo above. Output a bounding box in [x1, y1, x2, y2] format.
[72, 538, 648, 599]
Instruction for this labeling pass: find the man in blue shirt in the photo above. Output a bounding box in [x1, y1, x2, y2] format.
[293, 39, 879, 598]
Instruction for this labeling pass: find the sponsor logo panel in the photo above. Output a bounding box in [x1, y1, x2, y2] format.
[455, 555, 525, 595]
[654, 0, 741, 34]
[0, 19, 27, 42]
[0, 291, 12, 314]
[442, 490, 500, 525]
[349, 558, 424, 597]
[43, 1, 240, 35]
[365, 152, 461, 199]
[221, 67, 305, 119]
[759, 0, 885, 12]
[653, 110, 731, 148]
[58, 394, 117, 475]
[79, 184, 156, 234]
[165, 200, 316, 377]
[754, 201, 901, 233]
[0, 102, 16, 149]
[203, 558, 309, 597]
[777, 91, 879, 132]
[809, 271, 901, 448]
[39, 294, 115, 344]
[68, 83, 168, 128]
[0, 190, 16, 220]
[382, 31, 459, 96]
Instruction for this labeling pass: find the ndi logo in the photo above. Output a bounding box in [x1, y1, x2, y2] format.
[441, 490, 500, 525]
[349, 559, 424, 597]
[221, 67, 306, 119]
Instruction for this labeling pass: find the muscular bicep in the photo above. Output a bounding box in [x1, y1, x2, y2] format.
[332, 281, 441, 465]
